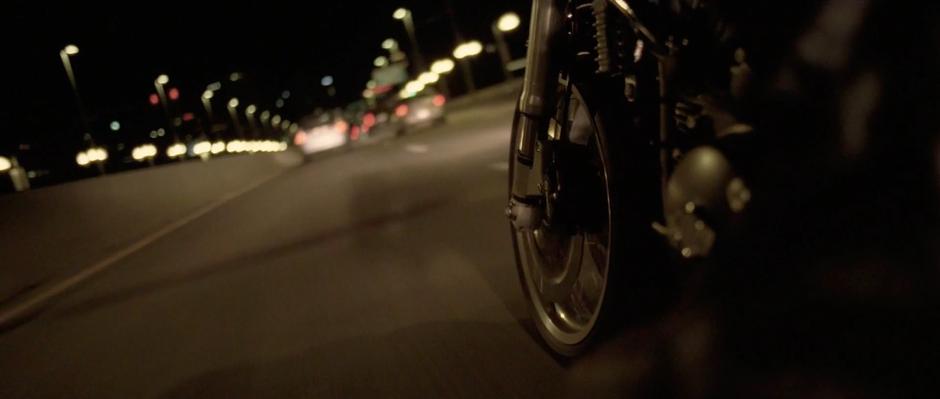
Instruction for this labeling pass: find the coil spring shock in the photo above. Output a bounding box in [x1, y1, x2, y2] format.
[591, 0, 611, 74]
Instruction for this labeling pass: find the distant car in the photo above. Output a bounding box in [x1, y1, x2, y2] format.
[393, 91, 447, 134]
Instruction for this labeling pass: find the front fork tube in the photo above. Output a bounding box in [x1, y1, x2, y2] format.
[512, 0, 563, 202]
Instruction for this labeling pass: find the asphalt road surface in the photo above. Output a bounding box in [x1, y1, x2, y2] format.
[0, 99, 605, 398]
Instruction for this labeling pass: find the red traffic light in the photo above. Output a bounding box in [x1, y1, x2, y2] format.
[168, 88, 180, 101]
[149, 93, 160, 106]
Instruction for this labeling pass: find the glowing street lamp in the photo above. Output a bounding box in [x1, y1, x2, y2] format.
[494, 12, 522, 80]
[202, 90, 216, 135]
[154, 74, 176, 138]
[453, 41, 484, 92]
[374, 56, 389, 68]
[0, 156, 11, 173]
[431, 59, 456, 74]
[227, 98, 244, 137]
[245, 105, 259, 137]
[392, 7, 426, 72]
[59, 44, 93, 144]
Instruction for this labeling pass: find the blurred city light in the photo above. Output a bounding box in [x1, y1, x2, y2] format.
[76, 147, 108, 167]
[211, 141, 226, 155]
[131, 144, 158, 161]
[393, 8, 409, 20]
[166, 143, 187, 158]
[453, 41, 484, 60]
[260, 110, 271, 123]
[76, 153, 89, 167]
[399, 80, 427, 99]
[202, 90, 214, 100]
[156, 74, 170, 85]
[497, 12, 522, 32]
[366, 80, 377, 89]
[0, 156, 11, 173]
[363, 89, 375, 99]
[433, 94, 447, 107]
[382, 38, 398, 50]
[395, 104, 410, 117]
[321, 75, 335, 87]
[281, 90, 291, 99]
[168, 88, 180, 101]
[431, 59, 456, 74]
[246, 105, 257, 115]
[418, 72, 440, 85]
[206, 81, 222, 91]
[224, 140, 288, 154]
[228, 98, 240, 109]
[64, 44, 80, 56]
[272, 115, 282, 127]
[149, 94, 160, 106]
[109, 121, 121, 131]
[192, 140, 212, 156]
[374, 56, 389, 68]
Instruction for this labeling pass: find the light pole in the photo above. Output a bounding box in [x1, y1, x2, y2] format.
[227, 98, 244, 138]
[259, 110, 271, 137]
[453, 41, 483, 93]
[202, 90, 216, 137]
[154, 74, 176, 139]
[431, 58, 457, 96]
[493, 12, 521, 81]
[59, 44, 92, 144]
[321, 75, 336, 98]
[245, 104, 258, 138]
[393, 8, 426, 72]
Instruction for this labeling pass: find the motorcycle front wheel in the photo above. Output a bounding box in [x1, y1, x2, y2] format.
[509, 85, 635, 356]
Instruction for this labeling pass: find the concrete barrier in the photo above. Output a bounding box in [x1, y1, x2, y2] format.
[0, 151, 302, 303]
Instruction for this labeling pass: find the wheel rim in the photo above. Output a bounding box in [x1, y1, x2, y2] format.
[512, 90, 612, 346]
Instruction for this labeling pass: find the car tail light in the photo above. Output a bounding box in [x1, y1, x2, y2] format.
[363, 113, 376, 128]
[432, 94, 446, 107]
[395, 104, 409, 117]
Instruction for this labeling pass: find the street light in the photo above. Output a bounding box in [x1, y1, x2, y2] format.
[494, 12, 522, 80]
[202, 90, 216, 136]
[382, 38, 398, 50]
[374, 56, 389, 68]
[393, 8, 408, 20]
[431, 59, 456, 74]
[392, 7, 426, 72]
[0, 156, 11, 173]
[60, 44, 93, 146]
[227, 98, 244, 137]
[245, 105, 258, 137]
[497, 12, 521, 32]
[154, 74, 176, 138]
[453, 41, 483, 92]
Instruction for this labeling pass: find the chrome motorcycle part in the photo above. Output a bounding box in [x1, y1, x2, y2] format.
[510, 86, 615, 356]
[661, 146, 750, 258]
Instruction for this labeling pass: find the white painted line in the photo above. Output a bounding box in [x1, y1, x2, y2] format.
[0, 171, 285, 330]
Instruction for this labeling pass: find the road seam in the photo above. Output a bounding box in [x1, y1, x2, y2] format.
[0, 170, 286, 331]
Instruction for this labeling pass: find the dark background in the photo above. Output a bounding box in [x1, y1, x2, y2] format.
[1, 0, 529, 187]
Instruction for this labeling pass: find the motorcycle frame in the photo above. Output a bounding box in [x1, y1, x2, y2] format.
[514, 0, 673, 215]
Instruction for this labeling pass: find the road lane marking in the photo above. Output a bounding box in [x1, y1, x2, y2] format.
[0, 170, 286, 331]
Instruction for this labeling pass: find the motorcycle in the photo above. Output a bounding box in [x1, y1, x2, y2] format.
[505, 0, 931, 356]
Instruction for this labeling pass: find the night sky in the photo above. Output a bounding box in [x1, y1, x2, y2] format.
[2, 0, 529, 186]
